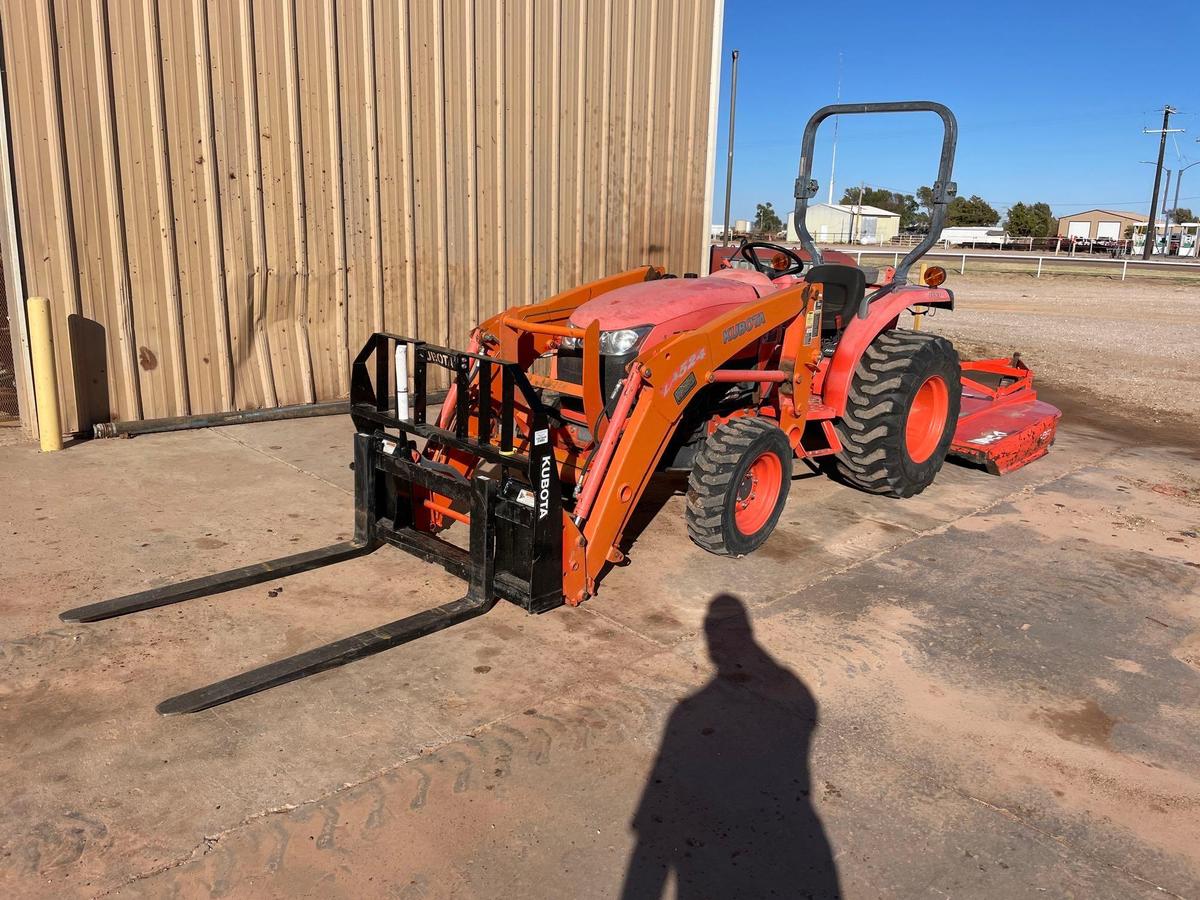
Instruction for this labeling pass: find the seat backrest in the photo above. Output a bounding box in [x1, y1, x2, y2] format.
[805, 264, 867, 331]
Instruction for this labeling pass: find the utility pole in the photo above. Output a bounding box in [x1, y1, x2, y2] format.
[1142, 105, 1182, 259]
[853, 181, 865, 244]
[1141, 159, 1173, 253]
[1162, 170, 1173, 235]
[1195, 137, 1200, 260]
[1169, 159, 1200, 254]
[721, 50, 739, 246]
[828, 51, 842, 204]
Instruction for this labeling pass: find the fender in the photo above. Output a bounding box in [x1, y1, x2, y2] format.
[818, 285, 953, 416]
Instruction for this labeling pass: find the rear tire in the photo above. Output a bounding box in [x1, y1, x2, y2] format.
[834, 329, 961, 498]
[686, 418, 792, 556]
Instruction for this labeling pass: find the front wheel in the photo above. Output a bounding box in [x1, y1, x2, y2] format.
[834, 329, 961, 498]
[686, 417, 792, 557]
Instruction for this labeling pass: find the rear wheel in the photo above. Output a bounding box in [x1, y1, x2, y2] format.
[834, 329, 961, 498]
[686, 418, 792, 556]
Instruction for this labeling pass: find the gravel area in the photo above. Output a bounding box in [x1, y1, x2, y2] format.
[920, 269, 1200, 430]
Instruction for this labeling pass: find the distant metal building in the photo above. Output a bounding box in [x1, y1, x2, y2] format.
[786, 203, 900, 245]
[1057, 209, 1146, 241]
[0, 0, 725, 438]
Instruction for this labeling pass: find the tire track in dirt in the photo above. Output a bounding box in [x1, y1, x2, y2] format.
[104, 678, 683, 899]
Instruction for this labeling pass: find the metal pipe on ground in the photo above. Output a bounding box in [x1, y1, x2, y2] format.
[93, 400, 351, 439]
[93, 389, 451, 439]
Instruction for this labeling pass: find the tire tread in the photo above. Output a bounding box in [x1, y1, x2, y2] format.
[686, 417, 790, 556]
[834, 329, 961, 498]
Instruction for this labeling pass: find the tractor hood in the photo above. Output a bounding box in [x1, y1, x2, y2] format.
[570, 270, 784, 338]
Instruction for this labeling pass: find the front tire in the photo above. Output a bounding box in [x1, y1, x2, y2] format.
[834, 329, 961, 498]
[686, 418, 792, 556]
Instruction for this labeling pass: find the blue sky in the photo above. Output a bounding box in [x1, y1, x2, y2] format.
[712, 0, 1200, 224]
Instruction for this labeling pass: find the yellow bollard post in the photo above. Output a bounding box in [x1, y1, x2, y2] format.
[26, 297, 63, 452]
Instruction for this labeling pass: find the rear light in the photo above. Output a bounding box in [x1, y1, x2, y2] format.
[923, 265, 947, 287]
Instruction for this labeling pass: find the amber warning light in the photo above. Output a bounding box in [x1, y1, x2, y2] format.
[923, 265, 947, 287]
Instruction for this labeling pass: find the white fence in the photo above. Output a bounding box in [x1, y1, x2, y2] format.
[849, 248, 1200, 281]
[886, 233, 1200, 258]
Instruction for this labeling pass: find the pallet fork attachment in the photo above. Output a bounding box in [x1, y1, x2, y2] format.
[60, 542, 374, 625]
[154, 594, 498, 715]
[62, 334, 563, 715]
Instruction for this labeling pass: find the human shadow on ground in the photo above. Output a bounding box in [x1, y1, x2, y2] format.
[621, 594, 840, 899]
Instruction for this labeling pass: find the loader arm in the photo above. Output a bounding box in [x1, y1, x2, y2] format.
[571, 281, 821, 599]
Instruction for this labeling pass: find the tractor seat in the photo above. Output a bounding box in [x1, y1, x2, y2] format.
[805, 264, 867, 333]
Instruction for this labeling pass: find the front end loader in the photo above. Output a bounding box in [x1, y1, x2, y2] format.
[63, 101, 1060, 715]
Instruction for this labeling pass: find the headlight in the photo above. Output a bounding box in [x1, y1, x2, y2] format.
[599, 326, 652, 355]
[559, 324, 651, 355]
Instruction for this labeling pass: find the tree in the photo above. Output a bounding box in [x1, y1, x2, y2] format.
[915, 185, 936, 218]
[917, 187, 1003, 229]
[1170, 207, 1194, 224]
[1004, 201, 1057, 237]
[945, 195, 999, 227]
[839, 187, 921, 229]
[753, 202, 783, 236]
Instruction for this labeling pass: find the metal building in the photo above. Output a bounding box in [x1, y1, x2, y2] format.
[0, 0, 724, 438]
[786, 203, 901, 246]
[1056, 209, 1146, 242]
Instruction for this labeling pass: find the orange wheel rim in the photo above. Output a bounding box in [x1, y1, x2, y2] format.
[905, 374, 949, 463]
[734, 452, 783, 534]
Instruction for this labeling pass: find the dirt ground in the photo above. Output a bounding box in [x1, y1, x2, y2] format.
[920, 269, 1200, 430]
[2, 275, 1200, 899]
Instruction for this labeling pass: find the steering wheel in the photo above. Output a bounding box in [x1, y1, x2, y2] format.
[738, 240, 805, 278]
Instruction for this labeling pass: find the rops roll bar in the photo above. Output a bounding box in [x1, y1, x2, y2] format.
[792, 101, 958, 305]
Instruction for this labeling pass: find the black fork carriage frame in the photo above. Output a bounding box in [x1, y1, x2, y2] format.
[61, 333, 565, 715]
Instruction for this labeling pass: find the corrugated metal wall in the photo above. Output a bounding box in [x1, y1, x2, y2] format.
[0, 0, 722, 434]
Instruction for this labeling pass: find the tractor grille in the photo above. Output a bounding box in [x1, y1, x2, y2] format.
[555, 347, 633, 408]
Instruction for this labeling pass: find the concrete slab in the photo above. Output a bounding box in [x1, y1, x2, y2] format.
[1, 396, 1198, 899]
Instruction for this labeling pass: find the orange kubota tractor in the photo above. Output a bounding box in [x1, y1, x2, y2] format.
[64, 102, 1060, 715]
